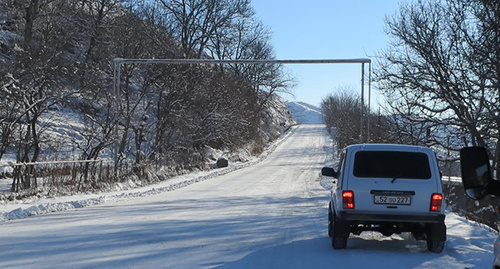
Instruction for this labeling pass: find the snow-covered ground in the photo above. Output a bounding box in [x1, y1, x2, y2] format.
[0, 123, 497, 269]
[0, 126, 297, 220]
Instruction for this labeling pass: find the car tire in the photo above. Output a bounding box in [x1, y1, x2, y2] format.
[332, 236, 347, 249]
[329, 203, 348, 249]
[427, 240, 445, 253]
[426, 222, 446, 253]
[328, 202, 333, 237]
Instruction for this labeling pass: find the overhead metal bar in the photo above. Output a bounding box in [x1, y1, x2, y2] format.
[113, 58, 371, 65]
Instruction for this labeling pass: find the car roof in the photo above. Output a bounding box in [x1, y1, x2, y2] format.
[345, 144, 433, 153]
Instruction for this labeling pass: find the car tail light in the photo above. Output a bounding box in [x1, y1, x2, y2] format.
[430, 193, 443, 212]
[342, 191, 355, 209]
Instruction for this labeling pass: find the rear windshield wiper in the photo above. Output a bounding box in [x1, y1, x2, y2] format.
[391, 166, 409, 184]
[391, 171, 405, 183]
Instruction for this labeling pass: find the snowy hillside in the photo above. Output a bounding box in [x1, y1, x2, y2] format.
[284, 100, 324, 124]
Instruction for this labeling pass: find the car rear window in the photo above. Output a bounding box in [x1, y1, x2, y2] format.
[353, 151, 432, 179]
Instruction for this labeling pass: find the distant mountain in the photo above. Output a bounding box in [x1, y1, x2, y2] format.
[284, 100, 324, 124]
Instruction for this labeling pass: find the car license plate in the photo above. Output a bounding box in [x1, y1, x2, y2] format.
[374, 195, 411, 205]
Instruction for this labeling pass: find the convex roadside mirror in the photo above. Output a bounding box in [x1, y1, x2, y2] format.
[460, 147, 497, 200]
[322, 167, 338, 178]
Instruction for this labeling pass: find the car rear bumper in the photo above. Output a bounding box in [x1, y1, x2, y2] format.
[338, 211, 445, 223]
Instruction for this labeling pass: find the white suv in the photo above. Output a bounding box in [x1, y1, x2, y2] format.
[322, 144, 446, 253]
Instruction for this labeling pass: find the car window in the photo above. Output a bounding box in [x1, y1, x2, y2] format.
[353, 151, 431, 179]
[336, 152, 345, 186]
[337, 152, 345, 174]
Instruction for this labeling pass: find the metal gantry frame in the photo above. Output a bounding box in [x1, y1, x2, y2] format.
[113, 58, 372, 142]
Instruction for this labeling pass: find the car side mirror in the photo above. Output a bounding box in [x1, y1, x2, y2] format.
[322, 167, 338, 178]
[460, 147, 496, 200]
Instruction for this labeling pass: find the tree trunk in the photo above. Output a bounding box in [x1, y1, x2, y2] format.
[24, 0, 40, 47]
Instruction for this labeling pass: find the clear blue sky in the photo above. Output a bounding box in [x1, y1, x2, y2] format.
[250, 0, 406, 109]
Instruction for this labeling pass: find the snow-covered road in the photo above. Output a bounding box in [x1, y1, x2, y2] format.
[0, 125, 496, 268]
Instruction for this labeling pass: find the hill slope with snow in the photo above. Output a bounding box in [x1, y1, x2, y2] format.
[284, 100, 324, 124]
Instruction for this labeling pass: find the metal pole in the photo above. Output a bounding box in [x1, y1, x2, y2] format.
[113, 60, 121, 169]
[360, 63, 365, 143]
[367, 62, 371, 143]
[113, 58, 371, 65]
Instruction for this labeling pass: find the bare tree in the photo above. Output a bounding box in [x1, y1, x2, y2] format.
[0, 0, 293, 193]
[376, 0, 500, 172]
[321, 89, 398, 151]
[321, 90, 362, 151]
[158, 0, 253, 59]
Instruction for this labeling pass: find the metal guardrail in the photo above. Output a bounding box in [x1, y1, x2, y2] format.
[0, 159, 104, 168]
[1, 159, 114, 194]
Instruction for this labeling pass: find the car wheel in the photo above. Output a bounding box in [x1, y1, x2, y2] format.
[426, 222, 446, 253]
[332, 236, 347, 249]
[328, 202, 333, 237]
[330, 205, 348, 249]
[427, 240, 445, 253]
